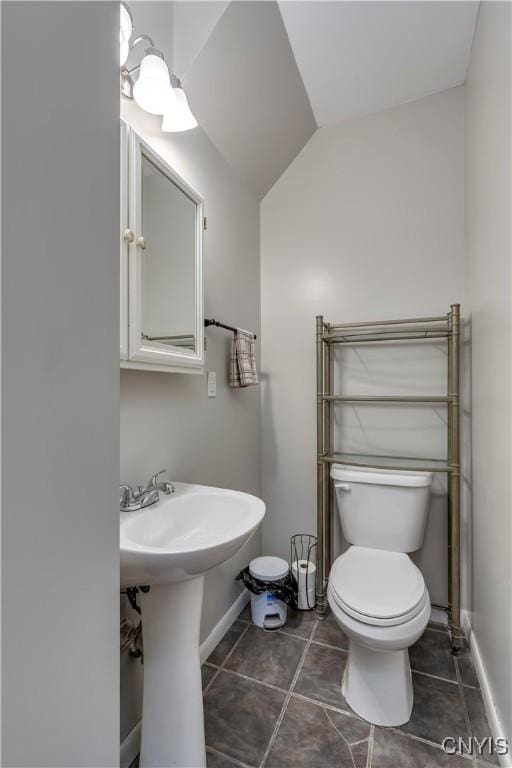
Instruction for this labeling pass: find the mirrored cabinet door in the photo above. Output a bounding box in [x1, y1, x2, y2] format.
[140, 153, 197, 350]
[120, 127, 204, 373]
[120, 121, 129, 360]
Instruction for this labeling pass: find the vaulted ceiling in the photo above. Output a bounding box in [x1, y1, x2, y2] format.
[130, 1, 479, 199]
[182, 1, 316, 199]
[279, 1, 479, 126]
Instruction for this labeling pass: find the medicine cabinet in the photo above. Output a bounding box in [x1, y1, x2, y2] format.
[120, 122, 204, 373]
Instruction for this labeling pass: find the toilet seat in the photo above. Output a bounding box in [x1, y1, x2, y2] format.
[329, 546, 427, 627]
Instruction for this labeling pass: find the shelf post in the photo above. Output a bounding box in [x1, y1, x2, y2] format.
[322, 319, 331, 617]
[316, 316, 329, 618]
[449, 304, 463, 654]
[447, 308, 453, 642]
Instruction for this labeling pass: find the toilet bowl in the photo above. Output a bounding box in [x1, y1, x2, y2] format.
[328, 464, 434, 727]
[328, 546, 431, 726]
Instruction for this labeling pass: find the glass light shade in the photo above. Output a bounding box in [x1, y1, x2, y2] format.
[120, 3, 133, 66]
[120, 38, 130, 67]
[133, 53, 173, 115]
[161, 87, 198, 132]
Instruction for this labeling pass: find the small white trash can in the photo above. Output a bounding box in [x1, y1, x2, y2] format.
[249, 556, 289, 630]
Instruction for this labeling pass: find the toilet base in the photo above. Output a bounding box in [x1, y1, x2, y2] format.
[342, 639, 413, 726]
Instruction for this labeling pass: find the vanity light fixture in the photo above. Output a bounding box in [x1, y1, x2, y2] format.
[120, 1, 197, 132]
[133, 49, 174, 116]
[162, 78, 198, 133]
[119, 1, 133, 66]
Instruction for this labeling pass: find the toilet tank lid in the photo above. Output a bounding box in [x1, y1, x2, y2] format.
[330, 464, 433, 488]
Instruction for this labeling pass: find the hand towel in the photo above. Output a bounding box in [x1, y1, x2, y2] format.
[229, 329, 259, 388]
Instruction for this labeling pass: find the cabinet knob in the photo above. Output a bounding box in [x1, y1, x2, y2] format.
[137, 236, 147, 251]
[123, 228, 134, 243]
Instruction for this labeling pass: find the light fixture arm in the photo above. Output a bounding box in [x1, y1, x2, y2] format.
[131, 33, 155, 49]
[119, 2, 197, 130]
[124, 36, 157, 76]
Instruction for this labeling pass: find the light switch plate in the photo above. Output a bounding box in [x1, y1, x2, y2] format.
[207, 371, 216, 397]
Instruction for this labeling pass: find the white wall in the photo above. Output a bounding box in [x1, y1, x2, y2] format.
[1, 3, 120, 766]
[120, 90, 261, 742]
[261, 87, 465, 607]
[465, 1, 512, 743]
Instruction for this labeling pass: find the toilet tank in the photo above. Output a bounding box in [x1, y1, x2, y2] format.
[331, 464, 433, 553]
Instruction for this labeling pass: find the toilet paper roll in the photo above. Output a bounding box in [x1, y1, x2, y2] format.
[292, 559, 316, 610]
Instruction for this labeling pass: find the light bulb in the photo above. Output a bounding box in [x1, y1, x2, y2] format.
[120, 3, 133, 66]
[133, 51, 174, 115]
[161, 87, 198, 132]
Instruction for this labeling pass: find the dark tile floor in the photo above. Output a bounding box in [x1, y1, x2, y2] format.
[200, 605, 499, 768]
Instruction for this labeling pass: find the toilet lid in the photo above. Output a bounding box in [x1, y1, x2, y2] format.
[329, 546, 426, 625]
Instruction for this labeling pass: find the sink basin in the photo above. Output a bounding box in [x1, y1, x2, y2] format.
[120, 482, 265, 768]
[121, 482, 265, 587]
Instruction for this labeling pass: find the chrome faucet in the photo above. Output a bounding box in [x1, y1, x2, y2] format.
[146, 469, 175, 495]
[120, 469, 175, 512]
[120, 484, 159, 512]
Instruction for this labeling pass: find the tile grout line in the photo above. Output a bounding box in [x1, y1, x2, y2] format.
[454, 655, 480, 768]
[276, 626, 316, 643]
[211, 665, 290, 695]
[205, 746, 254, 768]
[322, 706, 368, 768]
[220, 622, 252, 668]
[366, 725, 374, 768]
[259, 619, 320, 768]
[203, 621, 252, 696]
[322, 707, 358, 768]
[290, 689, 475, 762]
[310, 637, 349, 653]
[290, 691, 363, 723]
[386, 725, 475, 762]
[410, 667, 459, 686]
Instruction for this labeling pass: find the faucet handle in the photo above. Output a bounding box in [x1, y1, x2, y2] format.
[146, 469, 167, 490]
[120, 484, 134, 506]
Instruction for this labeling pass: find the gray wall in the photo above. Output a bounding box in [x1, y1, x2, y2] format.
[183, 0, 316, 199]
[1, 3, 120, 766]
[465, 1, 512, 742]
[261, 87, 465, 609]
[120, 98, 261, 741]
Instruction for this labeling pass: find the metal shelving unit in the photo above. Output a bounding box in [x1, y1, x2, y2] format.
[315, 304, 462, 654]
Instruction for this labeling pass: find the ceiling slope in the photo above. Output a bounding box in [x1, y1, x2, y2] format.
[172, 2, 229, 78]
[279, 1, 479, 126]
[183, 0, 317, 199]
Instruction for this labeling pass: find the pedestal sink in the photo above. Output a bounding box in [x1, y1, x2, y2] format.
[120, 482, 265, 768]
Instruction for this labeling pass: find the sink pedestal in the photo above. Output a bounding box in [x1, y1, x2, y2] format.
[139, 576, 206, 768]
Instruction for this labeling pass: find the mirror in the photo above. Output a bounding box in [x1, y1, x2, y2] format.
[122, 126, 204, 372]
[141, 152, 197, 350]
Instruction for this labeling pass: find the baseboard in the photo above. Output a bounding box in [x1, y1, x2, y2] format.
[462, 611, 512, 768]
[119, 589, 251, 767]
[461, 608, 472, 637]
[199, 588, 250, 664]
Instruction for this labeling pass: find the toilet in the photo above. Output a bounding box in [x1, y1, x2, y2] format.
[328, 464, 433, 727]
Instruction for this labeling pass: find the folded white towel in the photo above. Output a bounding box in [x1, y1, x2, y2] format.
[229, 329, 259, 388]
